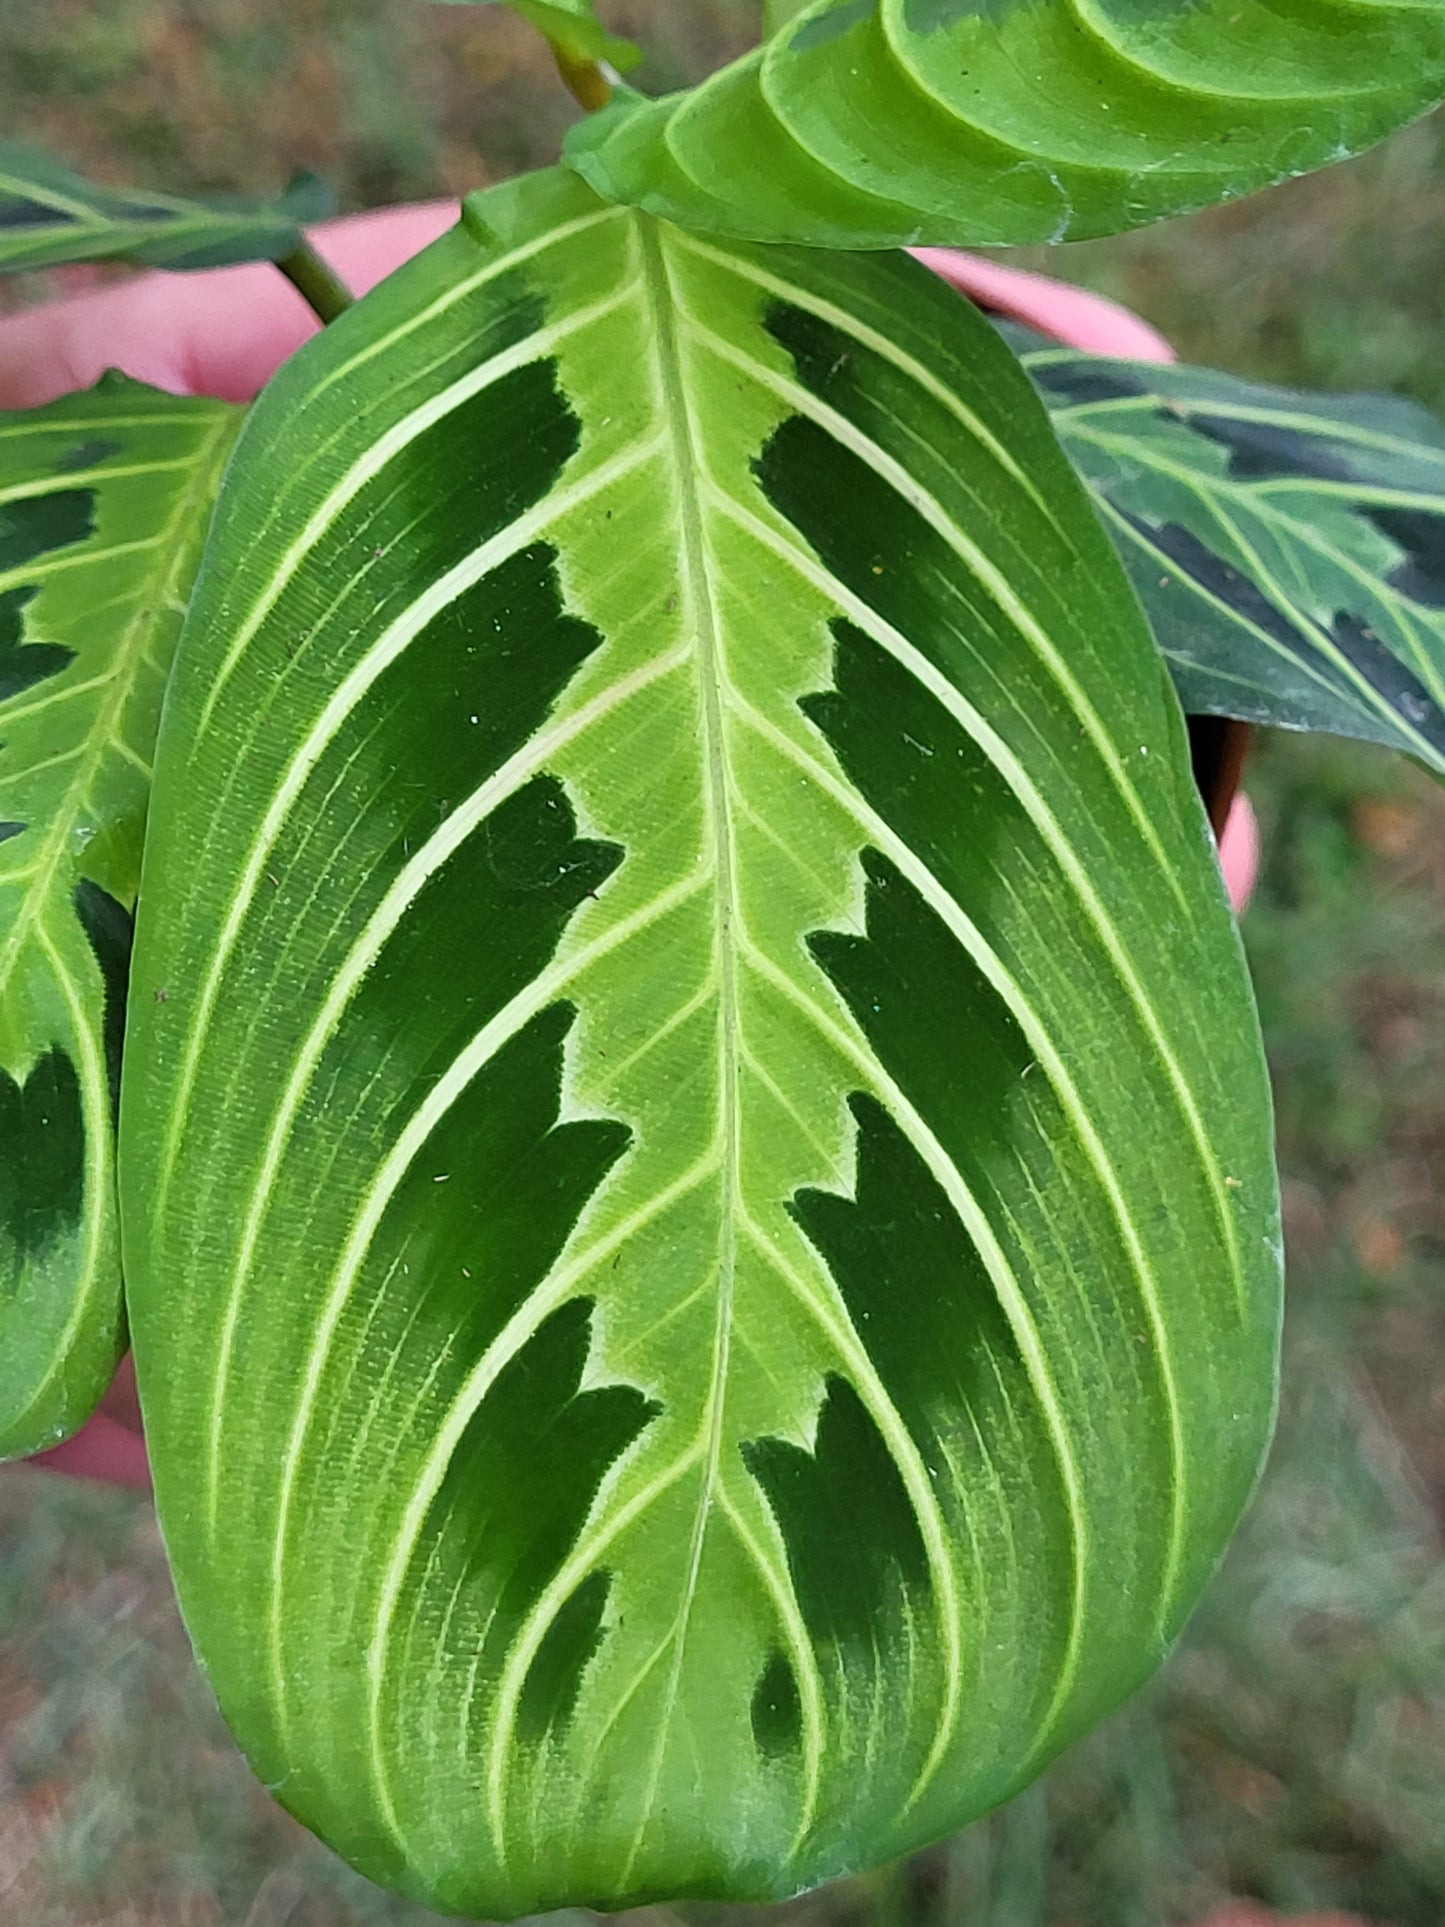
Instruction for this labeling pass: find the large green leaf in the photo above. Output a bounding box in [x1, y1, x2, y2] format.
[1015, 334, 1445, 773]
[121, 170, 1280, 1915]
[0, 377, 240, 1456]
[565, 0, 1445, 249]
[0, 146, 332, 274]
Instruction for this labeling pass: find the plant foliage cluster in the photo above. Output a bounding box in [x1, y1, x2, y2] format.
[2, 2, 1444, 1915]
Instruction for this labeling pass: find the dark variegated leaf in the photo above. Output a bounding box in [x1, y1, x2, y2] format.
[0, 377, 240, 1456]
[121, 170, 1279, 1915]
[1013, 333, 1445, 773]
[431, 0, 640, 70]
[0, 146, 332, 274]
[565, 0, 1445, 249]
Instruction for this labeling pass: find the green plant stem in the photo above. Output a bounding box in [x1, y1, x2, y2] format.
[553, 43, 612, 112]
[273, 240, 353, 324]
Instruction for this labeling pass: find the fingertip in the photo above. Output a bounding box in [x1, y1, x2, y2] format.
[1220, 794, 1260, 916]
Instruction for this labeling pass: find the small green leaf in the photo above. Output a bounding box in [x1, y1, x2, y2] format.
[0, 377, 240, 1457]
[1014, 333, 1445, 773]
[0, 146, 334, 275]
[432, 0, 641, 73]
[122, 168, 1279, 1913]
[564, 0, 1445, 248]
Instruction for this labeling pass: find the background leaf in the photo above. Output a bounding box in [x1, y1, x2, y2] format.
[430, 0, 641, 72]
[0, 377, 239, 1457]
[1015, 334, 1445, 775]
[0, 146, 333, 274]
[564, 0, 1445, 249]
[121, 168, 1279, 1916]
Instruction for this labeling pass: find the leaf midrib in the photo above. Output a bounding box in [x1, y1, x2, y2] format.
[614, 215, 744, 1881]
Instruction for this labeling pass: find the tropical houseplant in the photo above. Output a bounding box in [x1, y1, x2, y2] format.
[2, 1, 1444, 1915]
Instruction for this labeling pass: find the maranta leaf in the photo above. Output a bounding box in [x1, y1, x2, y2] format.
[120, 172, 1279, 1914]
[565, 0, 1445, 249]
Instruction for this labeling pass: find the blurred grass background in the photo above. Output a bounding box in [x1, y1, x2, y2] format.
[1, 5, 1443, 1922]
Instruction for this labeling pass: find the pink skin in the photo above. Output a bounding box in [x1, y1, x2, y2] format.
[3, 219, 1257, 1491]
[1195, 1911, 1372, 1927]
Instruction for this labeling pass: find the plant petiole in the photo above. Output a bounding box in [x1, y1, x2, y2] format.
[552, 42, 614, 111]
[273, 239, 353, 324]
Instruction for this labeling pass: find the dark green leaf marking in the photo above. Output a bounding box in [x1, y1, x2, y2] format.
[0, 1048, 84, 1296]
[0, 488, 96, 570]
[750, 1647, 804, 1758]
[0, 201, 63, 230]
[0, 492, 95, 705]
[1188, 411, 1358, 487]
[57, 437, 122, 473]
[73, 882, 133, 1125]
[1326, 614, 1445, 759]
[1370, 506, 1445, 609]
[745, 1374, 929, 1654]
[518, 1568, 615, 1745]
[0, 589, 73, 703]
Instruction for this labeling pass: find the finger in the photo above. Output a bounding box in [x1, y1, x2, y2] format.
[913, 248, 1176, 364]
[100, 1351, 144, 1433]
[23, 1411, 152, 1491]
[1219, 795, 1260, 916]
[0, 200, 459, 409]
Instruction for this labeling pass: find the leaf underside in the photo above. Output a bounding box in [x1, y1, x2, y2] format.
[564, 0, 1445, 249]
[0, 145, 332, 274]
[121, 171, 1280, 1917]
[1013, 333, 1445, 776]
[0, 377, 239, 1455]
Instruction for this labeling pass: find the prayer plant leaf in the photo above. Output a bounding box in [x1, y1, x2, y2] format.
[120, 169, 1280, 1917]
[0, 377, 240, 1456]
[0, 146, 333, 274]
[1015, 333, 1445, 774]
[564, 0, 1445, 250]
[431, 0, 641, 72]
